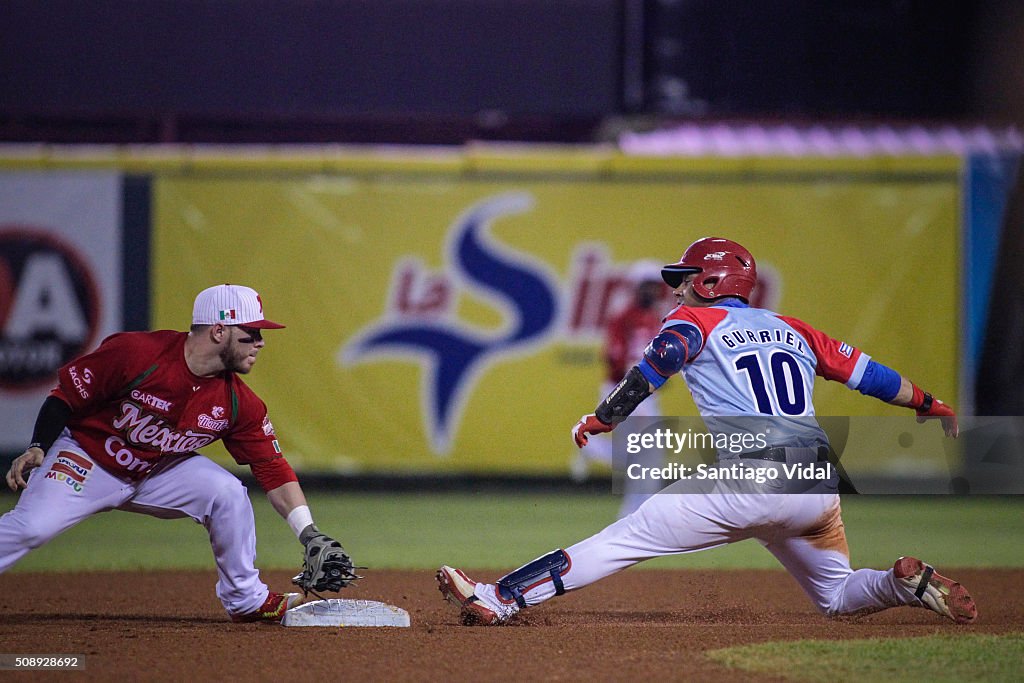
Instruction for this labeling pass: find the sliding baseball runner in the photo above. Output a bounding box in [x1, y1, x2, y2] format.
[437, 237, 976, 626]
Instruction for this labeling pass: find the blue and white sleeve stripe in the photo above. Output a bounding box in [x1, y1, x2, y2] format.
[845, 352, 871, 389]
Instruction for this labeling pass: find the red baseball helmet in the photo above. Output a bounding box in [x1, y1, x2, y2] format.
[661, 237, 757, 302]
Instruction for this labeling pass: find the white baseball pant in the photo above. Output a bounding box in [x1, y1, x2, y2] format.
[512, 488, 915, 616]
[0, 433, 271, 617]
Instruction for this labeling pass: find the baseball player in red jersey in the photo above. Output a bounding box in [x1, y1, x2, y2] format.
[438, 237, 977, 626]
[2, 284, 356, 622]
[573, 261, 671, 518]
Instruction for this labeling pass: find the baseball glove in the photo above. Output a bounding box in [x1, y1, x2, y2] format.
[292, 524, 362, 597]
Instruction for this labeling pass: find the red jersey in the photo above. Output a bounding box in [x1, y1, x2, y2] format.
[605, 305, 664, 382]
[51, 331, 291, 483]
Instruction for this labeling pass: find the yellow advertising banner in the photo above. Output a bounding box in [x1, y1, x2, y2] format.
[151, 154, 959, 474]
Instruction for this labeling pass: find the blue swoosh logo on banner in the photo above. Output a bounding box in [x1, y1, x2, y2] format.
[342, 193, 557, 453]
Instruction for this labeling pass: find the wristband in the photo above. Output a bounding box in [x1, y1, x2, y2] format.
[286, 505, 314, 538]
[28, 442, 43, 451]
[908, 384, 926, 409]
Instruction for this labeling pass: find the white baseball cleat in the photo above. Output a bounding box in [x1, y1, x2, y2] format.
[893, 556, 977, 624]
[436, 565, 517, 626]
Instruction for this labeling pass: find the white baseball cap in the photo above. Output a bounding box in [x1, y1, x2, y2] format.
[192, 284, 285, 329]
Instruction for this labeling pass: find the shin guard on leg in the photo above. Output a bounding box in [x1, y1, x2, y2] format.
[496, 549, 570, 608]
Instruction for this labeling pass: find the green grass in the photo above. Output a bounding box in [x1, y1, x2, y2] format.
[706, 633, 1024, 682]
[0, 491, 1021, 572]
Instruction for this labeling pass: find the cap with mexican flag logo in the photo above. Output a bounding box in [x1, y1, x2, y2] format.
[192, 284, 285, 329]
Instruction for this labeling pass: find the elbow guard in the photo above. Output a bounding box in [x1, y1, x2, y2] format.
[595, 365, 651, 425]
[643, 329, 690, 380]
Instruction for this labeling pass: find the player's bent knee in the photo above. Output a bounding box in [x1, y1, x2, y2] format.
[208, 470, 245, 495]
[823, 588, 851, 617]
[208, 477, 250, 512]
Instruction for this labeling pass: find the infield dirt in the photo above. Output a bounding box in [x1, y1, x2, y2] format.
[1, 568, 1020, 682]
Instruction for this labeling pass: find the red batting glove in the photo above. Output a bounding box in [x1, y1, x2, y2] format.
[913, 389, 958, 438]
[572, 414, 614, 448]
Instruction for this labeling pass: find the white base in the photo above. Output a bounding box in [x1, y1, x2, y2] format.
[282, 599, 411, 627]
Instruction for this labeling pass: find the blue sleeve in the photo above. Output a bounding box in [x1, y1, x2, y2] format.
[638, 358, 668, 389]
[855, 359, 901, 402]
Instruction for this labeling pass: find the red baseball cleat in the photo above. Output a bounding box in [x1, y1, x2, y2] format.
[894, 556, 977, 624]
[436, 566, 516, 626]
[230, 592, 302, 624]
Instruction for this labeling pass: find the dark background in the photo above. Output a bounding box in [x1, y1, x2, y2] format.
[1, 0, 1020, 144]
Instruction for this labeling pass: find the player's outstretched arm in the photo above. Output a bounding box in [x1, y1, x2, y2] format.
[787, 318, 958, 438]
[572, 366, 655, 447]
[265, 481, 361, 595]
[265, 480, 312, 526]
[885, 376, 958, 438]
[573, 326, 693, 448]
[853, 358, 958, 437]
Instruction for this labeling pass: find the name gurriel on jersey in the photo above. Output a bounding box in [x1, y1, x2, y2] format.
[720, 327, 806, 352]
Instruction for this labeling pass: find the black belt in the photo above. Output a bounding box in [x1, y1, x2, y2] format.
[741, 446, 830, 463]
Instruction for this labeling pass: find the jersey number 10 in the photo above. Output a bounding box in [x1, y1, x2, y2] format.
[735, 352, 807, 416]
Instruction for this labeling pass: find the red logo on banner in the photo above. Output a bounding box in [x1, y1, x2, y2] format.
[0, 227, 101, 392]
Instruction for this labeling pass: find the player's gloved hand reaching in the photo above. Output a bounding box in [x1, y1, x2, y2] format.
[572, 414, 614, 448]
[292, 524, 363, 597]
[915, 393, 958, 438]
